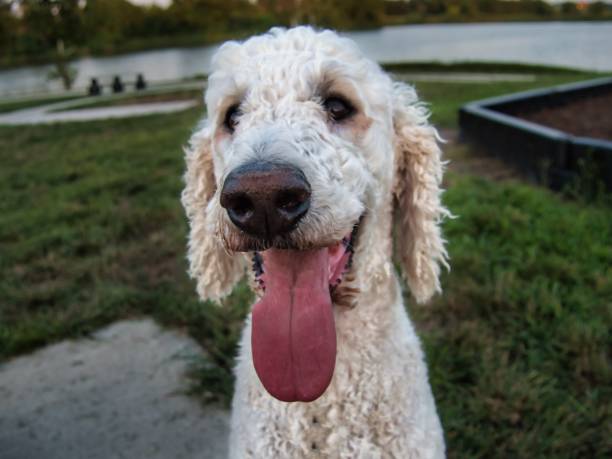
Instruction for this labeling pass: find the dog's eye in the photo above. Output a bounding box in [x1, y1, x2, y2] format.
[224, 104, 241, 132]
[323, 97, 354, 122]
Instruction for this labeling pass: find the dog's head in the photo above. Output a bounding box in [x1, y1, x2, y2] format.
[182, 27, 449, 402]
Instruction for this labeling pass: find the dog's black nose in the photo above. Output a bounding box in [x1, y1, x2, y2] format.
[220, 162, 311, 239]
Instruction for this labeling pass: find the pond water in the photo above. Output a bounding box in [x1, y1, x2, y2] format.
[1, 21, 611, 96]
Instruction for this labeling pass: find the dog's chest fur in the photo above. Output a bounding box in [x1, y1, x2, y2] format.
[229, 278, 445, 458]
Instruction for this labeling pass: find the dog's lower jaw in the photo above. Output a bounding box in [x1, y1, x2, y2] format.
[228, 273, 445, 458]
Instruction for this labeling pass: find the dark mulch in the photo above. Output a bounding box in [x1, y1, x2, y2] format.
[513, 91, 612, 141]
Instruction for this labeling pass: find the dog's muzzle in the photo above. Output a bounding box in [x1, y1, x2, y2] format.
[220, 161, 311, 239]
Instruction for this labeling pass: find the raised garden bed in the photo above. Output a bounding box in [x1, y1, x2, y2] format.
[459, 77, 612, 192]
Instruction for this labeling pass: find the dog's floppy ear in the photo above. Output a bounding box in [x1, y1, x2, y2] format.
[392, 82, 450, 304]
[181, 124, 244, 302]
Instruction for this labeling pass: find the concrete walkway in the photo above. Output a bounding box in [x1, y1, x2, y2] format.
[0, 98, 198, 125]
[0, 80, 205, 125]
[0, 319, 230, 459]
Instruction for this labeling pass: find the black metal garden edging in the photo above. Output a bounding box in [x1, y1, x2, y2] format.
[459, 77, 612, 192]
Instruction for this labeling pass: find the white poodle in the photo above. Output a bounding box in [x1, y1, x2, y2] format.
[182, 26, 449, 458]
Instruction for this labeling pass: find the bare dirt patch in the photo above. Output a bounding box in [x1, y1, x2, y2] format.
[511, 91, 612, 141]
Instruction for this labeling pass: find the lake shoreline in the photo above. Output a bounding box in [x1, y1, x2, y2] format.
[2, 21, 612, 96]
[2, 18, 612, 72]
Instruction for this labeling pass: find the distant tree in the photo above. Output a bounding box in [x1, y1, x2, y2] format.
[560, 1, 579, 15]
[530, 0, 553, 16]
[259, 0, 302, 26]
[21, 0, 84, 51]
[384, 0, 411, 16]
[588, 1, 607, 16]
[458, 0, 479, 17]
[426, 0, 448, 16]
[82, 0, 147, 50]
[528, 0, 555, 16]
[168, 0, 262, 35]
[19, 1, 84, 88]
[304, 0, 385, 29]
[47, 38, 77, 89]
[0, 0, 16, 53]
[476, 0, 496, 14]
[138, 5, 181, 37]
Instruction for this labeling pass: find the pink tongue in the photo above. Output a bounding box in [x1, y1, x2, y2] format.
[251, 248, 336, 402]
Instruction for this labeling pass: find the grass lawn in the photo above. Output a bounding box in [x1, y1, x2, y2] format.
[1, 68, 610, 458]
[0, 109, 250, 370]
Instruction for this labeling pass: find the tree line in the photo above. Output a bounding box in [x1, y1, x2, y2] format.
[1, 0, 611, 67]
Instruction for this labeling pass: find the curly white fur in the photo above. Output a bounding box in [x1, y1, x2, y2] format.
[182, 26, 449, 458]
